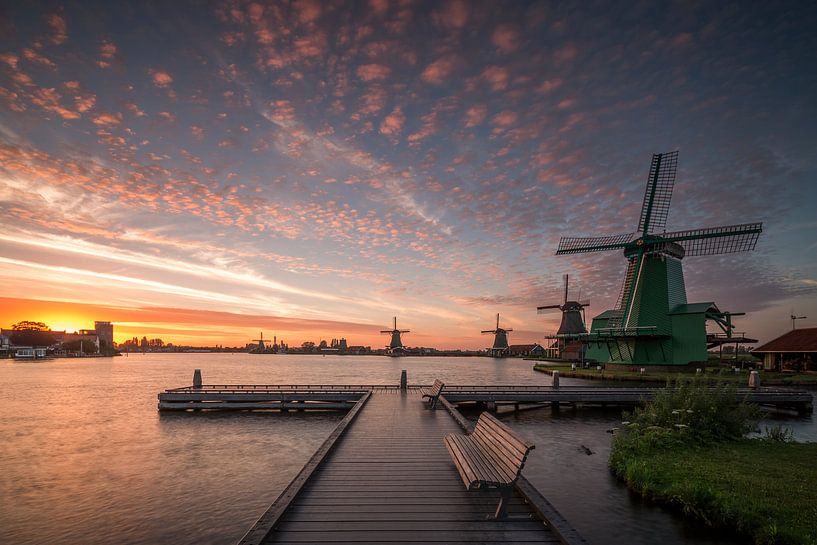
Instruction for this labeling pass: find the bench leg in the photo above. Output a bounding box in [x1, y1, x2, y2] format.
[494, 487, 512, 519]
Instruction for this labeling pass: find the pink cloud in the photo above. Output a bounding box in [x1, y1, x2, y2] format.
[536, 78, 562, 93]
[369, 0, 389, 16]
[554, 43, 578, 63]
[464, 104, 487, 127]
[433, 0, 468, 28]
[125, 102, 146, 117]
[92, 112, 123, 126]
[421, 55, 457, 84]
[22, 48, 56, 68]
[491, 110, 518, 127]
[46, 13, 68, 45]
[491, 24, 520, 53]
[158, 111, 176, 122]
[294, 0, 322, 24]
[30, 87, 79, 119]
[150, 69, 173, 87]
[379, 106, 405, 136]
[0, 53, 19, 69]
[97, 40, 117, 68]
[482, 65, 510, 91]
[190, 125, 204, 139]
[357, 63, 391, 81]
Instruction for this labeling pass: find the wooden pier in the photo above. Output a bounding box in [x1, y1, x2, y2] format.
[237, 388, 586, 545]
[157, 371, 812, 545]
[440, 385, 813, 414]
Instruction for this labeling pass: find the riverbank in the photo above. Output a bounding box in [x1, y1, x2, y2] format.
[533, 364, 817, 387]
[610, 439, 817, 545]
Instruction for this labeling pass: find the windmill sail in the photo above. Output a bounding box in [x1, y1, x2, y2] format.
[637, 151, 678, 235]
[556, 233, 634, 255]
[663, 223, 762, 256]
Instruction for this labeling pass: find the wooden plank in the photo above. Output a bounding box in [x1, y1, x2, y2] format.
[269, 530, 552, 542]
[237, 391, 372, 545]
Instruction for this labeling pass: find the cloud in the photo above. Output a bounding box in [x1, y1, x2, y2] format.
[22, 48, 56, 68]
[464, 104, 487, 127]
[379, 106, 405, 136]
[150, 69, 173, 87]
[97, 40, 117, 68]
[357, 63, 391, 81]
[420, 55, 457, 84]
[491, 24, 520, 53]
[91, 112, 123, 125]
[432, 0, 468, 29]
[46, 13, 68, 44]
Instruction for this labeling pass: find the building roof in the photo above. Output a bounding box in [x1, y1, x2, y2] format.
[752, 328, 817, 353]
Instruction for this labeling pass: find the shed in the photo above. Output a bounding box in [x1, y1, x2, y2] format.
[752, 328, 817, 372]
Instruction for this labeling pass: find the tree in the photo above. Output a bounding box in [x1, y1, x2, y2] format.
[62, 339, 98, 354]
[10, 329, 56, 347]
[12, 321, 50, 331]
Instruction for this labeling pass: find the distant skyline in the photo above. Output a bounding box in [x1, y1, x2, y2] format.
[1, 1, 816, 349]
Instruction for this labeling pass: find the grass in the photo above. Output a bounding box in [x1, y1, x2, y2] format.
[533, 364, 817, 386]
[610, 440, 817, 545]
[608, 379, 817, 544]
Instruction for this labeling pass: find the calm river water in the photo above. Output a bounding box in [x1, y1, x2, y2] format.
[0, 354, 813, 545]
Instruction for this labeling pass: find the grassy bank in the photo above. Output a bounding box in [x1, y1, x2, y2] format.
[609, 380, 817, 544]
[534, 364, 817, 386]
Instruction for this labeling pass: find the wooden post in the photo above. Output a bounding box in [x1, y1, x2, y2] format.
[400, 370, 407, 390]
[552, 370, 560, 390]
[748, 370, 760, 389]
[193, 369, 202, 388]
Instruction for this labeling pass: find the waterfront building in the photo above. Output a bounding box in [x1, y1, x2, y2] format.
[752, 327, 817, 372]
[94, 321, 114, 347]
[507, 344, 545, 357]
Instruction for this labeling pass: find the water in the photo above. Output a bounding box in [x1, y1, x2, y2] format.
[0, 354, 812, 545]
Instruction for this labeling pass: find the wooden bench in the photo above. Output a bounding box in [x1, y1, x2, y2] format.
[421, 379, 445, 409]
[443, 412, 535, 519]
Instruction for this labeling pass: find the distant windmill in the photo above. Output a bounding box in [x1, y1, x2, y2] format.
[791, 313, 807, 330]
[538, 274, 589, 360]
[555, 150, 762, 366]
[252, 332, 267, 353]
[482, 313, 512, 358]
[380, 317, 409, 356]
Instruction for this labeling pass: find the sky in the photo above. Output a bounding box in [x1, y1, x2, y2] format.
[1, 0, 816, 349]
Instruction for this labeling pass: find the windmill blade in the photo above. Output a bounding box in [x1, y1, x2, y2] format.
[556, 232, 634, 255]
[563, 274, 569, 304]
[663, 222, 762, 256]
[578, 300, 591, 307]
[504, 328, 513, 332]
[379, 330, 393, 333]
[537, 305, 562, 313]
[481, 330, 496, 334]
[637, 150, 679, 235]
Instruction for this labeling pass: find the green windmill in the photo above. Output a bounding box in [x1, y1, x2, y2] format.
[555, 151, 762, 366]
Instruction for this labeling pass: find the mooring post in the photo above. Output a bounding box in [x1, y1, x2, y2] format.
[193, 369, 202, 388]
[748, 370, 760, 389]
[552, 370, 560, 390]
[400, 370, 407, 390]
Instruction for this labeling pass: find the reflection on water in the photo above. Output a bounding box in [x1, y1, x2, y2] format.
[0, 354, 812, 545]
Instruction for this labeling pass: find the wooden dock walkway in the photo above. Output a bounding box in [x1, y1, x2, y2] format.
[239, 389, 583, 545]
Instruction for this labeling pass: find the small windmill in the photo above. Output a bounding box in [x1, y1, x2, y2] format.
[380, 317, 409, 356]
[538, 274, 589, 360]
[482, 313, 512, 358]
[555, 151, 762, 366]
[251, 332, 267, 353]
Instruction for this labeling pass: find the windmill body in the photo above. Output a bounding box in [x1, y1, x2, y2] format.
[538, 274, 589, 361]
[380, 317, 410, 356]
[555, 151, 762, 366]
[481, 314, 512, 358]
